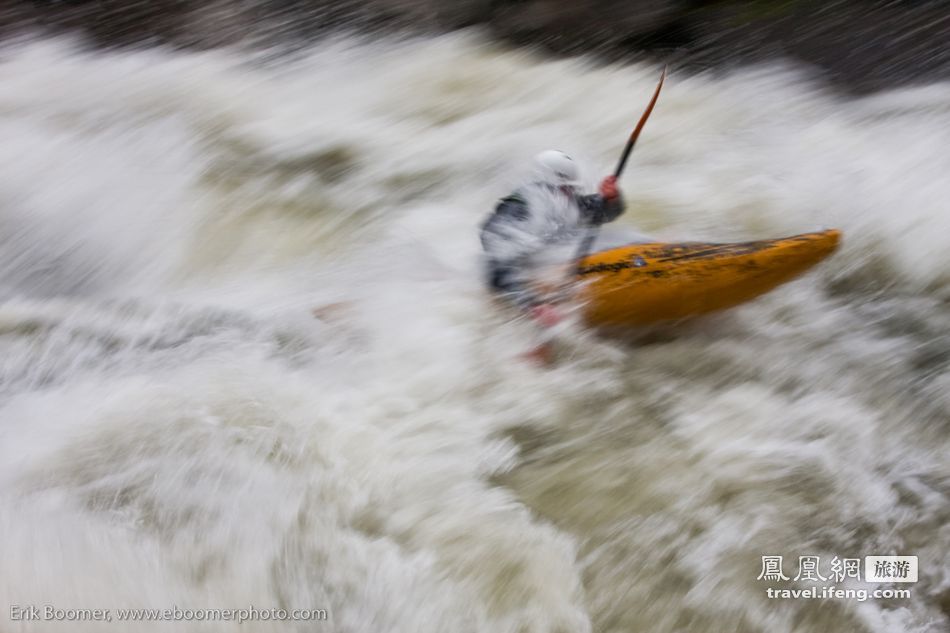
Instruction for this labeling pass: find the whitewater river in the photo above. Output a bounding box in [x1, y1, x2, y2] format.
[0, 33, 948, 633]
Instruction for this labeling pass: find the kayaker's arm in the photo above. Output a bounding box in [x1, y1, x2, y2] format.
[578, 176, 625, 226]
[480, 193, 545, 310]
[479, 193, 529, 250]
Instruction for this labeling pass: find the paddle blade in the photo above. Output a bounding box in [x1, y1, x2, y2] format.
[614, 66, 667, 177]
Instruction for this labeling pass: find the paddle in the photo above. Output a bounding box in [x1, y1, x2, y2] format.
[572, 66, 667, 277]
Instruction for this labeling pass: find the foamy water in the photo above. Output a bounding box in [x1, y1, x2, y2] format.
[0, 33, 948, 633]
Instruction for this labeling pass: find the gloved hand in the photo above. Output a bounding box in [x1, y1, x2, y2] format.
[599, 175, 619, 201]
[530, 303, 563, 328]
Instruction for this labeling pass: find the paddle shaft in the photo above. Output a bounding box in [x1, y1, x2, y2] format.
[573, 67, 667, 276]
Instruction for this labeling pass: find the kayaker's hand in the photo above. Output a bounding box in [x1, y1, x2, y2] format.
[530, 303, 563, 328]
[599, 175, 619, 201]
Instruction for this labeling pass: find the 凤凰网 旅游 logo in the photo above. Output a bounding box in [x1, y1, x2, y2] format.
[757, 555, 918, 583]
[757, 555, 916, 602]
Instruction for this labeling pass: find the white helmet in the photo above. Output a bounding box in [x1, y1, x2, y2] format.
[534, 150, 579, 187]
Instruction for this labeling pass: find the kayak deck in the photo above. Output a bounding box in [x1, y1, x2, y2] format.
[576, 230, 841, 327]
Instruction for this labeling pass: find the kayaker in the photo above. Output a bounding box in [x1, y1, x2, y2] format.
[480, 150, 624, 326]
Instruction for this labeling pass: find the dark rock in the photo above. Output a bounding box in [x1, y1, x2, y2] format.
[373, 0, 493, 29]
[489, 0, 687, 53]
[2, 0, 950, 93]
[671, 1, 950, 93]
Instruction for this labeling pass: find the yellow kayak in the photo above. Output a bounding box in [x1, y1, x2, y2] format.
[577, 229, 841, 327]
